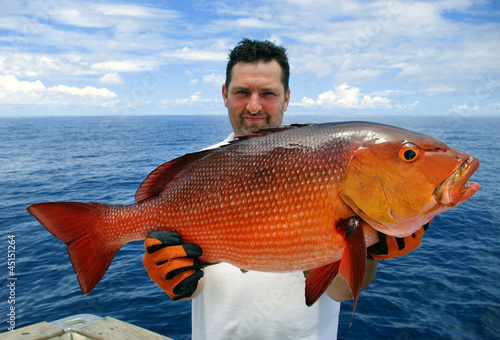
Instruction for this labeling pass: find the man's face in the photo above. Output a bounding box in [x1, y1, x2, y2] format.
[223, 60, 290, 136]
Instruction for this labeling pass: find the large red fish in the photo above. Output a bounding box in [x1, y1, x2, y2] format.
[28, 122, 479, 314]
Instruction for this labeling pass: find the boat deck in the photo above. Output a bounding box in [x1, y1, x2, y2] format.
[1, 314, 174, 340]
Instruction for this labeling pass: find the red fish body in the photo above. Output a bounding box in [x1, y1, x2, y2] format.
[28, 122, 479, 310]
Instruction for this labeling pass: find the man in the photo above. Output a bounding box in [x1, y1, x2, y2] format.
[143, 39, 426, 339]
[223, 39, 290, 137]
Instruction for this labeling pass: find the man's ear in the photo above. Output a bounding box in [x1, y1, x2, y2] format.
[283, 89, 290, 112]
[222, 84, 229, 108]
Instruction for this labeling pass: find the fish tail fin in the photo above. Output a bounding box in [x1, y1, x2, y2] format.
[337, 217, 367, 327]
[27, 202, 122, 295]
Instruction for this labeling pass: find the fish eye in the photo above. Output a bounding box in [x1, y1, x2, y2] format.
[398, 142, 421, 162]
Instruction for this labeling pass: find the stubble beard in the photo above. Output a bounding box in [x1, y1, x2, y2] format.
[234, 113, 269, 136]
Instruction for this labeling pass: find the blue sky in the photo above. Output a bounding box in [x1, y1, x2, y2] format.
[0, 0, 499, 117]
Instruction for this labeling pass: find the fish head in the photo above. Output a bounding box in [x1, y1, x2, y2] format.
[339, 124, 480, 237]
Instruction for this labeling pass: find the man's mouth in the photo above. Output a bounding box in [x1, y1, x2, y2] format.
[244, 116, 266, 123]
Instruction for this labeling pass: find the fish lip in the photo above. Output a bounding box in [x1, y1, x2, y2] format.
[433, 157, 480, 207]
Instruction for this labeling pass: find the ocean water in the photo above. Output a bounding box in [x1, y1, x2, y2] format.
[1, 114, 499, 340]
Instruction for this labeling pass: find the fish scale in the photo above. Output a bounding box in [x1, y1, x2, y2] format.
[148, 132, 348, 270]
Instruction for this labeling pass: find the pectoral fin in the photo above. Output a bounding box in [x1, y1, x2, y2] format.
[304, 216, 367, 319]
[337, 216, 367, 326]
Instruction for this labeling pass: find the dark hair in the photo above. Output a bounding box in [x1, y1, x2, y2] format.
[225, 38, 289, 92]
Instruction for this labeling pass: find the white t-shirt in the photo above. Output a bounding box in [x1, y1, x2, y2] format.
[191, 134, 341, 340]
[192, 264, 340, 340]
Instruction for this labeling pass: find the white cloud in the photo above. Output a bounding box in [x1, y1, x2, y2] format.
[0, 54, 84, 77]
[0, 75, 45, 92]
[394, 101, 419, 110]
[48, 84, 116, 97]
[0, 75, 118, 107]
[292, 83, 392, 109]
[231, 17, 281, 29]
[419, 86, 457, 96]
[54, 8, 110, 28]
[99, 72, 124, 85]
[91, 60, 158, 73]
[49, 2, 182, 29]
[203, 73, 225, 87]
[397, 64, 424, 78]
[448, 102, 500, 115]
[370, 89, 409, 97]
[93, 4, 177, 18]
[163, 47, 228, 62]
[340, 68, 384, 82]
[159, 92, 221, 107]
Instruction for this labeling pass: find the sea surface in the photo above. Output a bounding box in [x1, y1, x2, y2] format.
[1, 114, 499, 340]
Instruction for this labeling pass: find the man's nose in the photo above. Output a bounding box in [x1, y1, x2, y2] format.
[247, 94, 262, 114]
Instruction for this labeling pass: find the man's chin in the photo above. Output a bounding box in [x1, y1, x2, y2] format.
[237, 123, 267, 136]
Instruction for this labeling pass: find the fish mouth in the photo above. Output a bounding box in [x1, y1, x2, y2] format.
[433, 157, 480, 207]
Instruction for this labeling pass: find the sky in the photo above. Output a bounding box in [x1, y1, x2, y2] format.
[0, 0, 499, 117]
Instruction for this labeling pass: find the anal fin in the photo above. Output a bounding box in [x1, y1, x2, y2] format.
[305, 261, 340, 306]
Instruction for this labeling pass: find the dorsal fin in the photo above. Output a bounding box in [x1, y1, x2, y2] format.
[135, 150, 212, 202]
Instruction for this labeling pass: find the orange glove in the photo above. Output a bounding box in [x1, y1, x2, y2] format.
[143, 231, 204, 300]
[367, 221, 431, 260]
